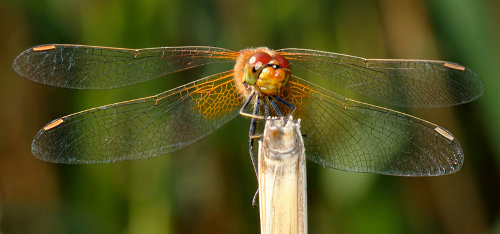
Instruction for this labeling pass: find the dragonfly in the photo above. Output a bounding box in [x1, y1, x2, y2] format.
[13, 44, 483, 178]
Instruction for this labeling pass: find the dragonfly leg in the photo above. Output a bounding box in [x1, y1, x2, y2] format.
[274, 95, 296, 116]
[263, 96, 270, 117]
[252, 189, 259, 207]
[248, 96, 270, 207]
[267, 96, 284, 117]
[239, 91, 255, 115]
[268, 96, 287, 124]
[272, 95, 307, 138]
[239, 91, 265, 120]
[248, 96, 261, 176]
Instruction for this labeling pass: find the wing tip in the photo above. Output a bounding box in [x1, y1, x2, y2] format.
[12, 44, 55, 78]
[12, 47, 30, 77]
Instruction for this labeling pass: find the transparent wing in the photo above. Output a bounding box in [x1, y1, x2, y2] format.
[283, 76, 463, 176]
[13, 44, 238, 89]
[278, 48, 484, 108]
[32, 71, 242, 163]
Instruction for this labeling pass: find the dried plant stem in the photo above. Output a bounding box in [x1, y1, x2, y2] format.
[258, 117, 307, 234]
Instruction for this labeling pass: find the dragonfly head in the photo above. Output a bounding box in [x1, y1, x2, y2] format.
[243, 51, 291, 96]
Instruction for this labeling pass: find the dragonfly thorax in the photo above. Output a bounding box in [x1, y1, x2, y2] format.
[241, 51, 291, 96]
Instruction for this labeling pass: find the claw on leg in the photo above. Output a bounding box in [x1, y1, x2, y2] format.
[252, 189, 259, 207]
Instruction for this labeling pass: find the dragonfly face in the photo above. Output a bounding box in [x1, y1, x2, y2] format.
[12, 44, 484, 176]
[237, 48, 291, 96]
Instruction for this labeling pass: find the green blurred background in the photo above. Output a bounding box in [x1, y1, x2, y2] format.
[1, 0, 499, 233]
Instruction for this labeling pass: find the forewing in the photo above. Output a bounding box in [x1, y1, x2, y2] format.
[278, 48, 483, 108]
[13, 44, 238, 89]
[32, 71, 242, 163]
[285, 76, 463, 176]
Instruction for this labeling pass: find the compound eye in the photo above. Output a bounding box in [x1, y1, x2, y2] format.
[248, 52, 272, 71]
[273, 53, 290, 70]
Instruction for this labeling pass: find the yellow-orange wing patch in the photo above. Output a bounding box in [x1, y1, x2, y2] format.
[32, 70, 242, 164]
[189, 72, 243, 120]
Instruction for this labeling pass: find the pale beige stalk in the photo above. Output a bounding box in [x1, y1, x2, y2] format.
[259, 117, 307, 234]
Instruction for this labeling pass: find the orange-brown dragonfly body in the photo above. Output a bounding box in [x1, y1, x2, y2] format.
[13, 44, 483, 177]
